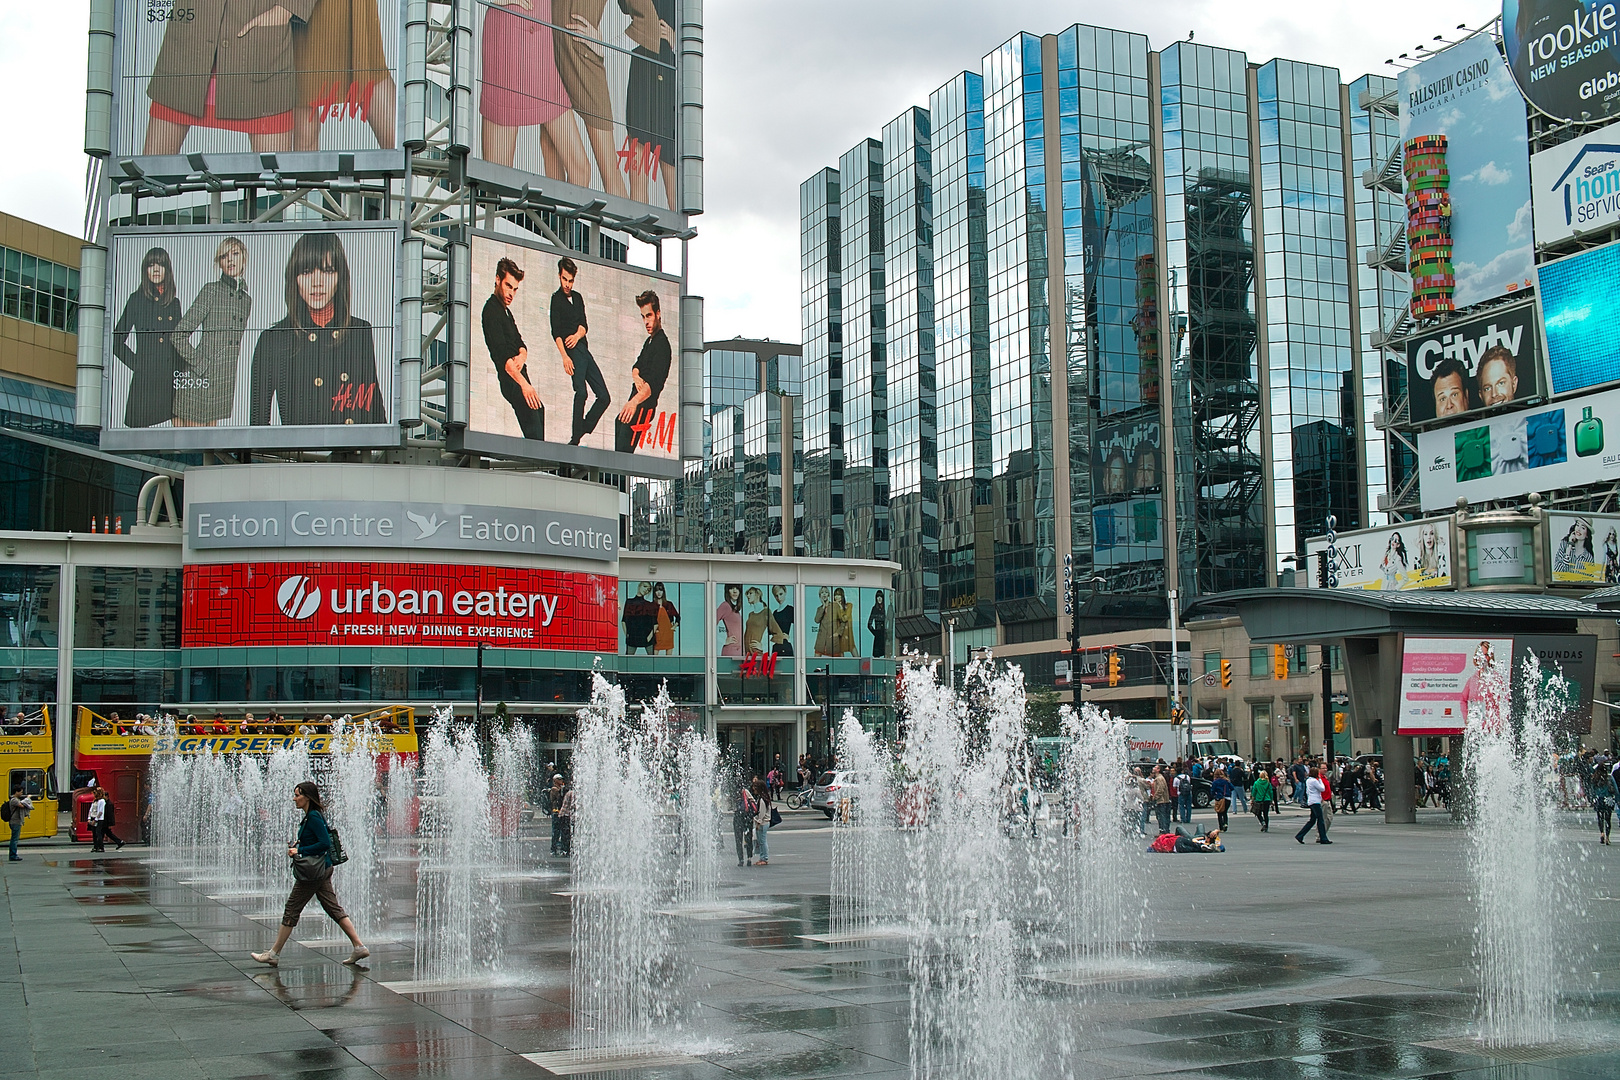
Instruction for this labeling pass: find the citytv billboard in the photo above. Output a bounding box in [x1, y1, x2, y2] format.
[1536, 238, 1620, 394]
[1398, 33, 1535, 309]
[1416, 383, 1620, 509]
[1531, 122, 1620, 244]
[113, 0, 403, 173]
[1404, 303, 1543, 424]
[469, 0, 685, 227]
[182, 561, 618, 650]
[465, 231, 680, 477]
[102, 223, 401, 452]
[1505, 0, 1620, 124]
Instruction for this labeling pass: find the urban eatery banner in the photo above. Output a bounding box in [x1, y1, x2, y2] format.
[1531, 122, 1620, 245]
[1416, 384, 1620, 510]
[1504, 0, 1620, 124]
[1546, 511, 1620, 583]
[1404, 303, 1544, 425]
[1397, 635, 1514, 736]
[465, 231, 681, 477]
[1398, 32, 1535, 310]
[182, 562, 618, 650]
[468, 0, 685, 226]
[1535, 239, 1620, 395]
[113, 0, 403, 172]
[1303, 519, 1454, 591]
[102, 223, 401, 452]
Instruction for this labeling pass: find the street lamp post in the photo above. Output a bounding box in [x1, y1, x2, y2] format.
[475, 640, 490, 759]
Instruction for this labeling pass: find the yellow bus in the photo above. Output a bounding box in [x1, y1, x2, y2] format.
[1, 707, 59, 840]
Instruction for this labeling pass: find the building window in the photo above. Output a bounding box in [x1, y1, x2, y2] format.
[1250, 701, 1271, 760]
[1202, 651, 1221, 676]
[1, 246, 79, 333]
[1249, 647, 1269, 679]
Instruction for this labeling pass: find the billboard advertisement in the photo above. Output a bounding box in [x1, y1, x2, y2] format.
[1303, 519, 1454, 591]
[711, 583, 799, 659]
[1092, 416, 1161, 496]
[183, 561, 618, 649]
[1398, 33, 1535, 311]
[102, 223, 400, 452]
[1513, 633, 1597, 732]
[1416, 384, 1620, 509]
[1505, 0, 1620, 124]
[1536, 239, 1620, 395]
[803, 587, 891, 659]
[1546, 511, 1620, 583]
[1530, 124, 1620, 245]
[1398, 635, 1514, 736]
[1092, 498, 1164, 568]
[1404, 303, 1544, 425]
[469, 0, 683, 223]
[114, 0, 402, 170]
[619, 579, 704, 655]
[465, 231, 680, 476]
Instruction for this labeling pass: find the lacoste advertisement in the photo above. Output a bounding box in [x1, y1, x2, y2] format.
[1416, 384, 1620, 510]
[1092, 498, 1165, 568]
[1536, 238, 1620, 395]
[1303, 520, 1453, 591]
[1531, 123, 1620, 245]
[1505, 0, 1620, 124]
[1405, 303, 1544, 424]
[1398, 32, 1535, 310]
[182, 562, 619, 650]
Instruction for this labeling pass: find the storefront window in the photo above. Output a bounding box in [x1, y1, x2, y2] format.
[620, 581, 706, 656]
[74, 567, 180, 649]
[0, 566, 60, 647]
[713, 583, 798, 657]
[806, 587, 892, 658]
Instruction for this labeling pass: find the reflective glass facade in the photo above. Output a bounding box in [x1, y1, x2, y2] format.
[839, 139, 888, 562]
[800, 169, 843, 558]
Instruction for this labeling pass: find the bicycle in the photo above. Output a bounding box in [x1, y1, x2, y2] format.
[785, 787, 810, 811]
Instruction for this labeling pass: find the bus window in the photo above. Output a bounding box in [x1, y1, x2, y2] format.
[8, 768, 46, 798]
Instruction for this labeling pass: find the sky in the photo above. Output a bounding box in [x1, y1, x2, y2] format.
[3, 0, 1501, 343]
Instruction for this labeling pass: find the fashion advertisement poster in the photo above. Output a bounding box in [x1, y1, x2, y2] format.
[1546, 512, 1620, 585]
[1404, 303, 1543, 425]
[467, 232, 680, 468]
[115, 0, 402, 162]
[471, 0, 682, 218]
[1303, 519, 1453, 591]
[618, 579, 702, 655]
[805, 587, 890, 659]
[102, 224, 399, 451]
[1398, 635, 1513, 736]
[712, 583, 797, 659]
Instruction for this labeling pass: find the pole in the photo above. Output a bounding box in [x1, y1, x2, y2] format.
[1321, 641, 1335, 765]
[946, 619, 956, 691]
[1168, 588, 1181, 758]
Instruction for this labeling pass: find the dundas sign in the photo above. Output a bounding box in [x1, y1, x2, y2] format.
[188, 500, 617, 563]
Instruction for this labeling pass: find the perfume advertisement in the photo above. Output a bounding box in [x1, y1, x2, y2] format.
[1416, 384, 1620, 510]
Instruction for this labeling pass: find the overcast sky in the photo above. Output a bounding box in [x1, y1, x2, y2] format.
[4, 1, 1500, 343]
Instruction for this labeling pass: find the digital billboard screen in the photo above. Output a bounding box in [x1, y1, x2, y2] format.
[1546, 511, 1620, 584]
[114, 0, 403, 171]
[465, 231, 680, 475]
[1398, 635, 1513, 736]
[1505, 0, 1620, 124]
[469, 0, 683, 225]
[1536, 239, 1620, 395]
[1405, 303, 1543, 425]
[102, 223, 400, 452]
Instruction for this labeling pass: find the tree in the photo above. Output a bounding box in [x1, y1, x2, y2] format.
[1026, 688, 1063, 739]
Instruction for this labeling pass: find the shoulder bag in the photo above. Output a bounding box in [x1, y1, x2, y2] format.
[769, 806, 782, 827]
[328, 826, 349, 866]
[291, 852, 331, 882]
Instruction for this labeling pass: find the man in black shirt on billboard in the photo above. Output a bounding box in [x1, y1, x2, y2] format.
[482, 257, 545, 440]
[550, 257, 611, 445]
[615, 290, 673, 453]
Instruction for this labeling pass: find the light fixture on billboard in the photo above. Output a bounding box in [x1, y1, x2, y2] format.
[186, 153, 207, 173]
[119, 159, 144, 179]
[259, 153, 279, 171]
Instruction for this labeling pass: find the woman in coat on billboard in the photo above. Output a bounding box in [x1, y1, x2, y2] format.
[618, 0, 677, 210]
[651, 581, 678, 654]
[292, 0, 397, 151]
[111, 248, 184, 428]
[249, 232, 388, 427]
[144, 0, 319, 155]
[172, 236, 252, 426]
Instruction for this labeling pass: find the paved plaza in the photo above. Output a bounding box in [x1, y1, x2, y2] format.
[2, 806, 1618, 1080]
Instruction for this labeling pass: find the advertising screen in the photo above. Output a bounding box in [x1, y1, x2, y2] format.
[1092, 498, 1164, 568]
[803, 587, 891, 659]
[1536, 240, 1620, 395]
[1415, 384, 1620, 509]
[618, 579, 704, 655]
[466, 231, 680, 475]
[1546, 511, 1620, 583]
[183, 561, 618, 650]
[102, 223, 400, 452]
[469, 0, 683, 224]
[1513, 633, 1597, 732]
[1505, 0, 1620, 124]
[1398, 33, 1535, 310]
[1303, 519, 1453, 591]
[1404, 303, 1544, 425]
[1531, 124, 1620, 245]
[114, 0, 402, 170]
[1398, 635, 1513, 736]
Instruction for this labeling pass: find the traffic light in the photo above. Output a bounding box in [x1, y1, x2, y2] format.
[1273, 644, 1288, 680]
[1333, 711, 1346, 734]
[1107, 651, 1122, 686]
[1219, 659, 1232, 688]
[1171, 706, 1186, 726]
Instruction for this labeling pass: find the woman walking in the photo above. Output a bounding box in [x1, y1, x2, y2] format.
[1209, 769, 1232, 832]
[1592, 763, 1617, 845]
[1251, 768, 1275, 833]
[252, 781, 369, 967]
[751, 776, 773, 866]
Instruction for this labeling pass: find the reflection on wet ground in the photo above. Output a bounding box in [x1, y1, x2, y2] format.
[1, 836, 1618, 1079]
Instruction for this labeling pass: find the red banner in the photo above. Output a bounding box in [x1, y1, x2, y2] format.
[183, 562, 619, 651]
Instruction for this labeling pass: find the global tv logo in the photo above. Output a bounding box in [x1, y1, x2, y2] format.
[276, 575, 322, 620]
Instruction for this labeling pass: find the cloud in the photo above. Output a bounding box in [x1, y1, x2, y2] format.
[1463, 161, 1513, 186]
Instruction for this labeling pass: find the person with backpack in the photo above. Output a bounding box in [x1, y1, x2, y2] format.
[6, 783, 32, 861]
[733, 780, 757, 866]
[252, 781, 368, 967]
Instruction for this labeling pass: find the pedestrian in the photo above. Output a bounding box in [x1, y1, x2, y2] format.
[1291, 757, 1310, 808]
[251, 781, 369, 967]
[97, 788, 126, 851]
[6, 783, 32, 861]
[1151, 766, 1172, 835]
[1229, 758, 1249, 815]
[1251, 768, 1274, 832]
[1209, 768, 1232, 831]
[1591, 764, 1617, 845]
[1134, 767, 1153, 835]
[733, 779, 757, 865]
[557, 782, 576, 855]
[88, 787, 108, 851]
[548, 775, 568, 856]
[1175, 763, 1192, 824]
[1294, 766, 1332, 845]
[752, 776, 773, 866]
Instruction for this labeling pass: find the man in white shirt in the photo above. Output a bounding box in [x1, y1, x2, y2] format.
[1294, 766, 1333, 845]
[88, 790, 107, 852]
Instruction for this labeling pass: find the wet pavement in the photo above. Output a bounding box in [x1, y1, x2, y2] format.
[3, 807, 1619, 1079]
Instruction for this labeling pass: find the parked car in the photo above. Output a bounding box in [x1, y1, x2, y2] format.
[811, 770, 860, 819]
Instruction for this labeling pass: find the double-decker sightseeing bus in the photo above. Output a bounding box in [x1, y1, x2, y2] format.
[0, 708, 58, 841]
[73, 705, 419, 842]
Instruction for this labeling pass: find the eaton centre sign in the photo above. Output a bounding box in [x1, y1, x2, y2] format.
[188, 500, 618, 563]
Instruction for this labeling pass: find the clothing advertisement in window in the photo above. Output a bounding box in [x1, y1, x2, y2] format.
[618, 580, 701, 655]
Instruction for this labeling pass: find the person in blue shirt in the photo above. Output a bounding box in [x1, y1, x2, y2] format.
[252, 781, 369, 967]
[1208, 769, 1234, 831]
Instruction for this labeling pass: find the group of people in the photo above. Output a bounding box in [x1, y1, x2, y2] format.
[1567, 750, 1620, 845]
[731, 774, 775, 867]
[89, 711, 407, 738]
[0, 707, 47, 736]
